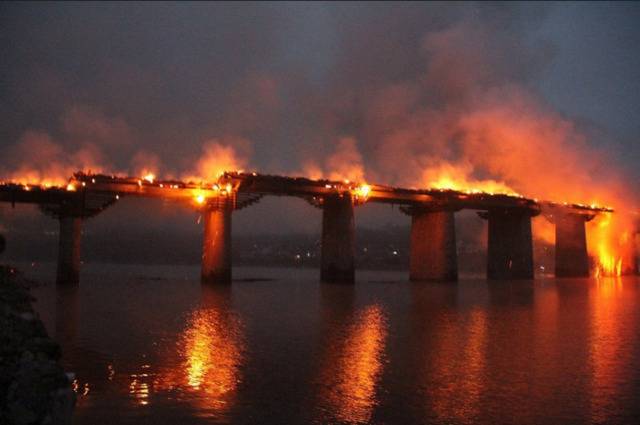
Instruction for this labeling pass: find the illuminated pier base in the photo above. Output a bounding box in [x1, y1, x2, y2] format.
[321, 195, 355, 283]
[409, 210, 458, 282]
[56, 216, 82, 285]
[201, 206, 232, 284]
[483, 209, 534, 280]
[555, 213, 589, 278]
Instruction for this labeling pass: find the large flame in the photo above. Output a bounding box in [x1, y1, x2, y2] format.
[422, 158, 637, 277]
[1, 130, 106, 188]
[182, 140, 249, 184]
[590, 213, 633, 278]
[423, 161, 520, 196]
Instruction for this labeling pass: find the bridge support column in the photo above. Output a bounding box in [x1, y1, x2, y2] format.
[56, 216, 82, 285]
[409, 210, 457, 281]
[321, 194, 355, 283]
[555, 213, 589, 277]
[483, 209, 534, 280]
[201, 206, 232, 284]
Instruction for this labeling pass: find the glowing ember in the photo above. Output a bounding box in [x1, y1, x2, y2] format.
[66, 183, 76, 192]
[143, 173, 155, 183]
[353, 184, 371, 200]
[2, 174, 72, 190]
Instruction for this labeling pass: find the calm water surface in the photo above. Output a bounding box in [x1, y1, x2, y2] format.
[23, 264, 640, 424]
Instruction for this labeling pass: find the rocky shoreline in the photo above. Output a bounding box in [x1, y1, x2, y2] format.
[0, 265, 75, 425]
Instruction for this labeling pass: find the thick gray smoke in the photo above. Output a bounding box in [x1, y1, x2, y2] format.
[1, 2, 639, 241]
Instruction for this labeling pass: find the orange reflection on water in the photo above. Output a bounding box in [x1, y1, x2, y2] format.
[129, 378, 150, 406]
[72, 379, 91, 397]
[428, 308, 488, 423]
[460, 309, 488, 413]
[320, 304, 388, 424]
[156, 307, 243, 414]
[128, 364, 152, 406]
[589, 277, 624, 422]
[184, 310, 241, 396]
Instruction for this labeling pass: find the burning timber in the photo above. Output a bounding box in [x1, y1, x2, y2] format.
[0, 171, 628, 285]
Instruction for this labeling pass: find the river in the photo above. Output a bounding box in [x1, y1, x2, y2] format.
[22, 263, 640, 424]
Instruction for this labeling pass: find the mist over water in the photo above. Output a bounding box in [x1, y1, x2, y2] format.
[24, 264, 640, 424]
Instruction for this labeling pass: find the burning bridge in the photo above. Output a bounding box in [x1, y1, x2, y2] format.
[0, 172, 612, 285]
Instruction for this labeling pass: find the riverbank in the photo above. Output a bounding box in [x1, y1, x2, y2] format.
[0, 265, 74, 425]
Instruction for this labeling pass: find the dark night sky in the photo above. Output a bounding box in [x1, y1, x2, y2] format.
[1, 2, 639, 238]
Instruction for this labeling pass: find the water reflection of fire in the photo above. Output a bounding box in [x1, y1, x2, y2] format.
[589, 277, 626, 422]
[155, 307, 243, 414]
[428, 308, 487, 423]
[319, 304, 388, 424]
[72, 378, 90, 397]
[183, 310, 240, 395]
[129, 373, 150, 406]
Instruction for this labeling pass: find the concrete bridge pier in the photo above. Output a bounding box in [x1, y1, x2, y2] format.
[321, 194, 355, 283]
[56, 216, 83, 285]
[555, 213, 590, 277]
[409, 209, 458, 282]
[481, 208, 534, 280]
[201, 205, 232, 284]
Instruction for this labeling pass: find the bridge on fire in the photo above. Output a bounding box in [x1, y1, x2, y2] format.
[0, 172, 612, 285]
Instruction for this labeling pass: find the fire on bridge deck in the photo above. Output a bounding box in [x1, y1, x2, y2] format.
[0, 171, 614, 214]
[0, 171, 617, 285]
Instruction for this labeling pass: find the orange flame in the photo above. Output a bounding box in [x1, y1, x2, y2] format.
[422, 162, 521, 196]
[183, 140, 249, 184]
[353, 184, 371, 200]
[590, 213, 628, 278]
[142, 173, 155, 183]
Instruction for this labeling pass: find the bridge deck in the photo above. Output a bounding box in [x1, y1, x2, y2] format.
[0, 171, 613, 216]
